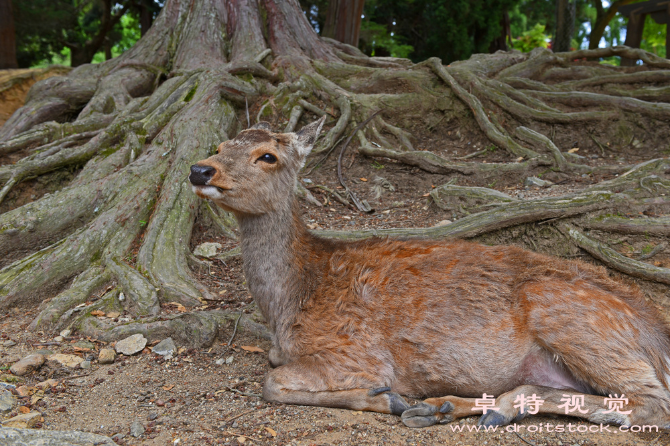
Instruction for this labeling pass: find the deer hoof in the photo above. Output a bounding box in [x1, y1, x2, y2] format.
[367, 387, 409, 415]
[478, 410, 510, 427]
[401, 403, 440, 428]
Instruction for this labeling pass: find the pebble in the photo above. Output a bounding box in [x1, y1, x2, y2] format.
[10, 354, 45, 376]
[53, 336, 64, 342]
[0, 389, 16, 412]
[59, 329, 71, 337]
[215, 358, 225, 365]
[99, 348, 116, 364]
[35, 379, 58, 390]
[225, 355, 234, 365]
[434, 219, 452, 227]
[156, 399, 165, 407]
[523, 176, 553, 188]
[111, 433, 125, 442]
[152, 338, 176, 357]
[33, 349, 53, 356]
[80, 360, 91, 369]
[49, 353, 84, 368]
[3, 340, 17, 347]
[148, 412, 158, 421]
[73, 340, 95, 350]
[130, 420, 145, 437]
[0, 382, 16, 390]
[16, 386, 33, 398]
[115, 334, 147, 356]
[193, 242, 222, 258]
[1, 410, 41, 428]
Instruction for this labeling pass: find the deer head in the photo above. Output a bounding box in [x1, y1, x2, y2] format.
[189, 116, 326, 215]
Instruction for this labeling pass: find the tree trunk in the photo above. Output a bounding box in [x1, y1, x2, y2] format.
[588, 0, 638, 49]
[322, 0, 366, 47]
[140, 1, 153, 36]
[1, 0, 669, 348]
[554, 0, 576, 52]
[0, 0, 18, 69]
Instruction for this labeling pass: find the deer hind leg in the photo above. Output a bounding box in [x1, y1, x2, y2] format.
[263, 357, 410, 415]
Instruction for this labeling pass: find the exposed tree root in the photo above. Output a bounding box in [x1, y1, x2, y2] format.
[1, 0, 669, 352]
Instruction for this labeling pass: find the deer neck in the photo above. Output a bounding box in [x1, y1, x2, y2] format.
[236, 198, 311, 349]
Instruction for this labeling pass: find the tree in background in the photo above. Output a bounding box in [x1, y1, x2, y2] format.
[323, 0, 366, 46]
[0, 0, 18, 69]
[11, 0, 162, 68]
[588, 0, 640, 49]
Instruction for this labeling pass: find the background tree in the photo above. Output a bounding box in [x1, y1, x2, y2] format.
[322, 0, 366, 46]
[0, 0, 18, 69]
[588, 0, 640, 49]
[0, 0, 669, 347]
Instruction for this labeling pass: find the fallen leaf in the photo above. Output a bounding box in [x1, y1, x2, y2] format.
[265, 427, 277, 437]
[90, 310, 105, 317]
[360, 178, 368, 182]
[73, 347, 91, 352]
[240, 346, 264, 353]
[422, 193, 430, 197]
[515, 157, 524, 162]
[106, 312, 121, 318]
[163, 384, 174, 391]
[237, 437, 246, 444]
[568, 147, 579, 153]
[18, 406, 30, 414]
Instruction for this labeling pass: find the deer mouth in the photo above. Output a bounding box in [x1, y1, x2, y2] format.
[191, 185, 230, 199]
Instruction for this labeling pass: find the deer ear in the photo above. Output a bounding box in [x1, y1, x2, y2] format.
[295, 115, 326, 158]
[250, 121, 272, 131]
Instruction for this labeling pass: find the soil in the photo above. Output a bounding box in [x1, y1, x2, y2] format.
[2, 134, 670, 445]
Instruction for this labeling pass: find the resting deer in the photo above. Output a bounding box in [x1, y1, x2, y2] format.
[189, 116, 670, 429]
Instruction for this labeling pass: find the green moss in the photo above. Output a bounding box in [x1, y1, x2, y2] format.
[184, 82, 198, 102]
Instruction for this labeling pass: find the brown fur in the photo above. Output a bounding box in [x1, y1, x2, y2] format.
[189, 117, 670, 429]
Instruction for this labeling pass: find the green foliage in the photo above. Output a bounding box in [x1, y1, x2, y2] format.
[512, 24, 550, 52]
[371, 161, 385, 169]
[641, 15, 667, 58]
[359, 21, 414, 58]
[363, 0, 522, 63]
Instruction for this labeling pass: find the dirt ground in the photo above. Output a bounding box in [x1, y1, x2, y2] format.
[2, 136, 670, 445]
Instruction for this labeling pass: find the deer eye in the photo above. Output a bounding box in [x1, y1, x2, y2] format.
[257, 153, 277, 164]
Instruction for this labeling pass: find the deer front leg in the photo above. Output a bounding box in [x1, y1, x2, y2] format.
[263, 358, 410, 415]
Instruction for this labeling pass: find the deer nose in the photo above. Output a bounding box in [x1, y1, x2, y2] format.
[189, 165, 216, 186]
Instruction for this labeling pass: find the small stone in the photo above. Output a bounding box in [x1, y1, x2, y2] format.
[0, 382, 16, 390]
[33, 349, 53, 357]
[130, 420, 145, 437]
[155, 399, 165, 407]
[434, 219, 452, 227]
[59, 329, 71, 337]
[115, 334, 147, 356]
[215, 358, 225, 365]
[73, 340, 95, 350]
[193, 242, 222, 259]
[1, 410, 42, 428]
[225, 355, 234, 365]
[0, 389, 16, 412]
[10, 354, 45, 376]
[53, 336, 64, 342]
[48, 353, 84, 368]
[111, 433, 125, 442]
[3, 340, 17, 347]
[16, 386, 33, 398]
[523, 176, 553, 188]
[118, 292, 125, 302]
[152, 338, 176, 357]
[80, 360, 91, 369]
[99, 348, 116, 364]
[148, 412, 158, 421]
[35, 379, 58, 390]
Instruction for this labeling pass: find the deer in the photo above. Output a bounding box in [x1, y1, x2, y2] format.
[189, 116, 670, 429]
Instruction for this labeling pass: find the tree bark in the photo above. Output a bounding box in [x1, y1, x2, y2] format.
[322, 0, 366, 47]
[0, 0, 18, 69]
[588, 0, 638, 49]
[554, 0, 576, 52]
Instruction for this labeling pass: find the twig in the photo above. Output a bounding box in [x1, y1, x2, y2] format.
[455, 148, 487, 160]
[31, 342, 61, 347]
[60, 373, 92, 381]
[245, 97, 250, 129]
[222, 431, 258, 442]
[337, 110, 381, 213]
[588, 133, 607, 156]
[639, 243, 666, 261]
[304, 134, 347, 175]
[514, 431, 537, 446]
[227, 311, 243, 346]
[221, 409, 256, 424]
[311, 185, 350, 206]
